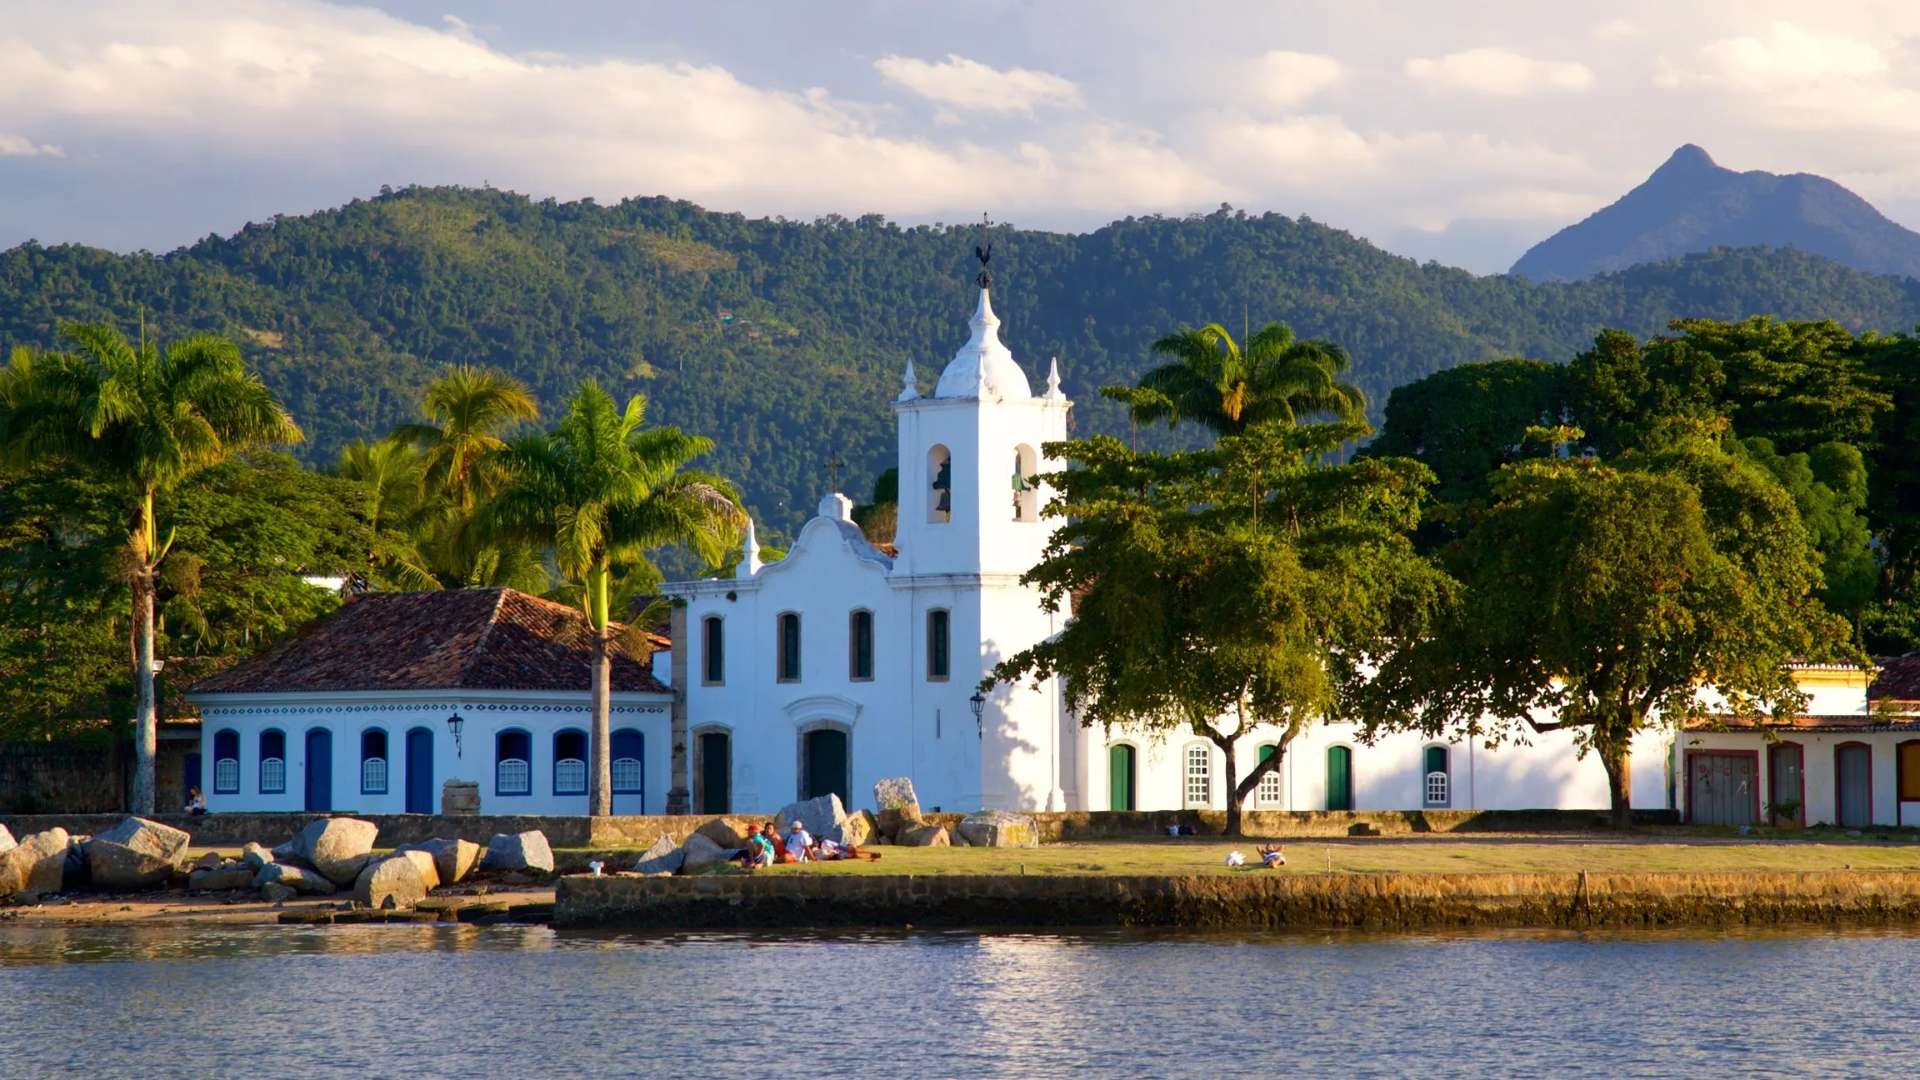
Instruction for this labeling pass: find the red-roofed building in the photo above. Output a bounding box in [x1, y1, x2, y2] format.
[185, 588, 673, 815]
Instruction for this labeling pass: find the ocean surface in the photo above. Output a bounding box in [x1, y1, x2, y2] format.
[2, 923, 1917, 1079]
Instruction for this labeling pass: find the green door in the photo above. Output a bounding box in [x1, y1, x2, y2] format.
[804, 728, 849, 805]
[698, 732, 730, 814]
[1326, 745, 1353, 811]
[1109, 744, 1135, 811]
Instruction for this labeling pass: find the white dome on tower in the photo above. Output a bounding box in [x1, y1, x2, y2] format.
[934, 289, 1032, 399]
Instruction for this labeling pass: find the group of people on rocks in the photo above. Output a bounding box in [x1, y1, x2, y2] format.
[733, 821, 882, 869]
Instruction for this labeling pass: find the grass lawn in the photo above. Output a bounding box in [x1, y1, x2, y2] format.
[685, 835, 1920, 878]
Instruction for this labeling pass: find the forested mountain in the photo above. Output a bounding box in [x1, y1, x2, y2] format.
[5, 185, 1920, 538]
[1512, 145, 1920, 282]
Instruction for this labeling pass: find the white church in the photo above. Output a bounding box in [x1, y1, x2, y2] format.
[190, 267, 1920, 827]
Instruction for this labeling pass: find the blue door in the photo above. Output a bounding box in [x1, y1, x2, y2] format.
[405, 727, 434, 814]
[305, 728, 333, 812]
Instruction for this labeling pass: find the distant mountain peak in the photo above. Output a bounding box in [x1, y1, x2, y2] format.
[1511, 146, 1920, 282]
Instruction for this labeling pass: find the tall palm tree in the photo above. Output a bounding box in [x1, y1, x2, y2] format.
[483, 381, 740, 815]
[392, 364, 539, 512]
[1109, 321, 1366, 436]
[0, 324, 300, 813]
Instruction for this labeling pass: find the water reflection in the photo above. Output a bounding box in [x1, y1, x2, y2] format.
[3, 925, 1919, 1079]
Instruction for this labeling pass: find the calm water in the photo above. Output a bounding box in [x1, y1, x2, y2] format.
[2, 924, 1918, 1079]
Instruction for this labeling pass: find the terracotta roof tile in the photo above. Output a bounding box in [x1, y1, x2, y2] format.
[190, 588, 669, 695]
[1871, 654, 1920, 703]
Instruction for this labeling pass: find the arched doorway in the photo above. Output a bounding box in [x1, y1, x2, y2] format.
[304, 728, 333, 812]
[1326, 745, 1353, 811]
[802, 727, 849, 805]
[1837, 743, 1873, 828]
[696, 730, 730, 814]
[405, 727, 434, 814]
[1109, 744, 1136, 811]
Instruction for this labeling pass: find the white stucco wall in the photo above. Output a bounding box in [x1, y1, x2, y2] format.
[1678, 728, 1920, 827]
[192, 690, 672, 815]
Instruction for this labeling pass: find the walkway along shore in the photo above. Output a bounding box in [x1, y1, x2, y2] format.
[553, 870, 1920, 931]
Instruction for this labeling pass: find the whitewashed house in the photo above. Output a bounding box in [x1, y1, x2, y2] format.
[187, 588, 673, 815]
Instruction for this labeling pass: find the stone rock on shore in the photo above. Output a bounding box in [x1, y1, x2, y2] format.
[295, 818, 379, 885]
[0, 828, 69, 898]
[694, 818, 755, 849]
[88, 817, 192, 889]
[353, 851, 438, 910]
[776, 794, 872, 845]
[262, 882, 297, 903]
[956, 810, 1038, 848]
[417, 838, 481, 884]
[480, 831, 554, 874]
[252, 863, 337, 895]
[873, 776, 919, 812]
[634, 835, 685, 876]
[680, 833, 725, 873]
[901, 825, 950, 847]
[877, 806, 924, 843]
[0, 824, 14, 857]
[241, 842, 274, 871]
[189, 864, 257, 891]
[190, 852, 225, 872]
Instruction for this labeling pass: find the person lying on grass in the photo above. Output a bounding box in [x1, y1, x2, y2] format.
[815, 837, 880, 861]
[1258, 844, 1286, 869]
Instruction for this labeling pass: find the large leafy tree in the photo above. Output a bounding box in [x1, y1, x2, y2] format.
[988, 421, 1446, 836]
[1353, 426, 1852, 830]
[484, 381, 740, 815]
[0, 326, 300, 812]
[1104, 321, 1366, 437]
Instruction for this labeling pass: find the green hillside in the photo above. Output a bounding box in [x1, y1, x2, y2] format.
[5, 186, 1919, 538]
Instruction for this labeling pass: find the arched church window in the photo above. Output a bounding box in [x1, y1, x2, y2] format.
[1013, 444, 1038, 522]
[928, 445, 952, 523]
[927, 609, 950, 681]
[778, 612, 802, 682]
[702, 615, 725, 685]
[849, 609, 874, 681]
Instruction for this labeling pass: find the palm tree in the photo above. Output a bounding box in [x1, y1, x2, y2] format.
[1108, 322, 1366, 436]
[392, 364, 538, 512]
[333, 439, 439, 591]
[483, 381, 740, 815]
[0, 324, 300, 813]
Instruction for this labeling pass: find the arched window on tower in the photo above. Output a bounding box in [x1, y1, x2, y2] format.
[928, 444, 952, 523]
[1013, 444, 1038, 522]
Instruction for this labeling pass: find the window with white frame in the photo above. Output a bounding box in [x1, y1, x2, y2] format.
[213, 729, 240, 794]
[258, 729, 286, 794]
[1256, 744, 1283, 806]
[497, 730, 532, 796]
[360, 729, 388, 795]
[1185, 745, 1212, 807]
[553, 730, 588, 795]
[1423, 744, 1451, 808]
[611, 729, 644, 796]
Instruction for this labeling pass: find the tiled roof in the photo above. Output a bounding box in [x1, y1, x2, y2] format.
[190, 588, 669, 696]
[1686, 715, 1920, 732]
[1871, 653, 1920, 703]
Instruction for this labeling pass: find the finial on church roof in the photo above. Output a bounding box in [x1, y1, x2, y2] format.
[1045, 356, 1064, 401]
[974, 212, 993, 290]
[898, 358, 920, 401]
[737, 518, 762, 579]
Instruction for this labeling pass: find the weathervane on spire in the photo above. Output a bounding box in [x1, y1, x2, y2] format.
[974, 212, 993, 289]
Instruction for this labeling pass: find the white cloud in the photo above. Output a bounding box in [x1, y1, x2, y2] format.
[1694, 21, 1887, 88]
[1245, 51, 1344, 109]
[873, 54, 1080, 115]
[1591, 19, 1639, 41]
[1406, 47, 1596, 96]
[0, 133, 62, 156]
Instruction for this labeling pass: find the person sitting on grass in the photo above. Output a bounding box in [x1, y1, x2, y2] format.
[815, 837, 881, 861]
[734, 824, 773, 870]
[185, 786, 207, 816]
[1258, 843, 1286, 869]
[785, 821, 815, 863]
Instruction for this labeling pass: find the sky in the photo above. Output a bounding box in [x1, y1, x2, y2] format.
[5, 0, 1920, 274]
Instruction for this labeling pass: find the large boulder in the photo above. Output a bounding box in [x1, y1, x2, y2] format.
[901, 825, 950, 847]
[775, 793, 870, 845]
[634, 835, 685, 876]
[0, 828, 69, 899]
[353, 852, 437, 910]
[0, 824, 14, 857]
[61, 837, 93, 891]
[694, 817, 756, 850]
[844, 809, 879, 847]
[241, 842, 275, 871]
[873, 776, 919, 811]
[296, 818, 379, 885]
[480, 831, 554, 874]
[680, 833, 725, 873]
[88, 817, 192, 889]
[877, 806, 924, 842]
[956, 810, 1039, 848]
[418, 838, 481, 884]
[189, 864, 257, 891]
[251, 863, 337, 895]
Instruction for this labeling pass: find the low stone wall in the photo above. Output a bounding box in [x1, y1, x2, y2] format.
[555, 870, 1920, 931]
[0, 807, 1677, 850]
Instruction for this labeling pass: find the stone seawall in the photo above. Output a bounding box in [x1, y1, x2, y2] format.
[554, 870, 1920, 931]
[0, 807, 1679, 850]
